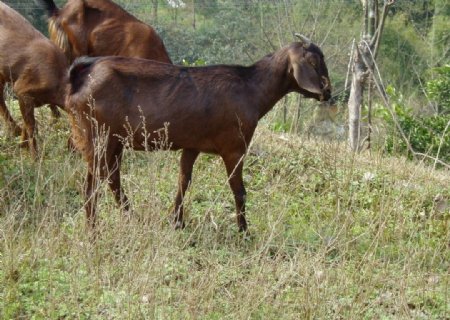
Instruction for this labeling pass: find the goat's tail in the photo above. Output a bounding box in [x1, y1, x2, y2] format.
[69, 56, 100, 95]
[34, 0, 59, 17]
[34, 0, 76, 61]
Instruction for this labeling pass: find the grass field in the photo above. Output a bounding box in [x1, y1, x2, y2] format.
[0, 104, 449, 319]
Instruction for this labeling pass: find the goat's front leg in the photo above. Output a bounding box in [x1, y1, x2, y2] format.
[105, 147, 130, 213]
[18, 98, 37, 158]
[172, 148, 199, 229]
[222, 152, 247, 232]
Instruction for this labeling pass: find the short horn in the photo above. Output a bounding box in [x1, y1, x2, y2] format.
[294, 33, 312, 47]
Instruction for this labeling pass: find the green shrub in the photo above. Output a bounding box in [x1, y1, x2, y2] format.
[380, 86, 450, 164]
[426, 64, 450, 115]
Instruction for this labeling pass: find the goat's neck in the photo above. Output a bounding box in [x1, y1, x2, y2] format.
[252, 50, 293, 119]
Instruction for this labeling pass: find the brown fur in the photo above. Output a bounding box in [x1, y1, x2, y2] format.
[67, 41, 332, 231]
[40, 0, 172, 63]
[0, 2, 68, 157]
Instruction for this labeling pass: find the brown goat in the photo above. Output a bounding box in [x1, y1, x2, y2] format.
[0, 2, 68, 157]
[66, 38, 331, 231]
[35, 0, 172, 63]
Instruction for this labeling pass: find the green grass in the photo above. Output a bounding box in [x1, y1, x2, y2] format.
[0, 104, 449, 319]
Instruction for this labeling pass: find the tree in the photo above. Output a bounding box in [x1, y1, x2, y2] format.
[348, 0, 395, 151]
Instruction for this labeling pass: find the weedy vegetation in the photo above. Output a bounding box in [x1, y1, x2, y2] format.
[0, 99, 448, 319]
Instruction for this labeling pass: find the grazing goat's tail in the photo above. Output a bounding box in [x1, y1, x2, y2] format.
[69, 56, 100, 95]
[34, 0, 59, 17]
[36, 0, 74, 61]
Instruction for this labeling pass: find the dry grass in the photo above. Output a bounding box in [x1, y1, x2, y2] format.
[0, 103, 449, 319]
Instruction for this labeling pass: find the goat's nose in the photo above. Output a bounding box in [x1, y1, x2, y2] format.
[322, 89, 332, 101]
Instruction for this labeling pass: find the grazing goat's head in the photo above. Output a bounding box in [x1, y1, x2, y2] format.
[288, 34, 331, 102]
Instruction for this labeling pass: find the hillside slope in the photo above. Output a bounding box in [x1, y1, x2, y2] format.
[0, 108, 449, 319]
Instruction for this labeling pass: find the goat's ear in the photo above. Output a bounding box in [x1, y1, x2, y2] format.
[292, 62, 322, 95]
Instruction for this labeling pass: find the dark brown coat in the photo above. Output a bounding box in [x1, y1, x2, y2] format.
[36, 0, 172, 63]
[67, 41, 331, 231]
[0, 2, 68, 157]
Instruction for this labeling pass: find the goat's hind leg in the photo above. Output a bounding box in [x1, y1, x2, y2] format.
[0, 82, 21, 136]
[85, 169, 99, 230]
[18, 97, 38, 158]
[84, 142, 130, 231]
[222, 152, 248, 232]
[172, 149, 199, 229]
[105, 145, 130, 214]
[49, 104, 61, 120]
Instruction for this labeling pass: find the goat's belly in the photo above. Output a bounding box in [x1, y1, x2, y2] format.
[124, 129, 211, 152]
[129, 139, 218, 154]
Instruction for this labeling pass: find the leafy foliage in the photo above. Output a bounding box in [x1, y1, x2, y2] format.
[426, 65, 450, 115]
[380, 86, 450, 163]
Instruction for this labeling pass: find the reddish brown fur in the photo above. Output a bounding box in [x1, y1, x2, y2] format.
[67, 42, 331, 231]
[0, 2, 68, 157]
[38, 0, 172, 63]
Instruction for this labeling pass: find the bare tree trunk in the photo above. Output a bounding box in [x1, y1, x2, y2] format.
[347, 0, 394, 151]
[348, 47, 366, 151]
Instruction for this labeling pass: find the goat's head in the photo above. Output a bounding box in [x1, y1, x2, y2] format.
[288, 34, 331, 102]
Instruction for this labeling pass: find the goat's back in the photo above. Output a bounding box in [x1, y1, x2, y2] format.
[0, 2, 68, 106]
[0, 3, 67, 87]
[67, 56, 259, 153]
[55, 0, 171, 63]
[0, 2, 44, 43]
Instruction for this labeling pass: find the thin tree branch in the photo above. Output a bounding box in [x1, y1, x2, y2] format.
[372, 0, 395, 59]
[344, 39, 356, 92]
[433, 119, 450, 170]
[360, 40, 418, 160]
[417, 153, 450, 169]
[320, 6, 342, 47]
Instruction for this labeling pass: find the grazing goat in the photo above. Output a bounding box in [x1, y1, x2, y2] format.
[0, 2, 68, 157]
[66, 36, 331, 231]
[35, 0, 172, 63]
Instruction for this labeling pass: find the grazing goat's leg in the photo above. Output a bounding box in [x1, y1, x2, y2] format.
[105, 147, 130, 213]
[85, 170, 98, 230]
[173, 148, 200, 229]
[223, 152, 247, 232]
[85, 141, 129, 231]
[18, 98, 37, 158]
[0, 82, 21, 136]
[49, 104, 61, 119]
[108, 169, 129, 211]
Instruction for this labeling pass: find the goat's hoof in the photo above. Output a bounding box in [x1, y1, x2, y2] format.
[122, 210, 133, 222]
[238, 222, 248, 233]
[173, 220, 185, 230]
[13, 127, 22, 137]
[50, 110, 61, 120]
[67, 137, 78, 153]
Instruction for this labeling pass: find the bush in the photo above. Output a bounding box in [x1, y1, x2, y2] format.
[426, 65, 450, 115]
[380, 86, 450, 164]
